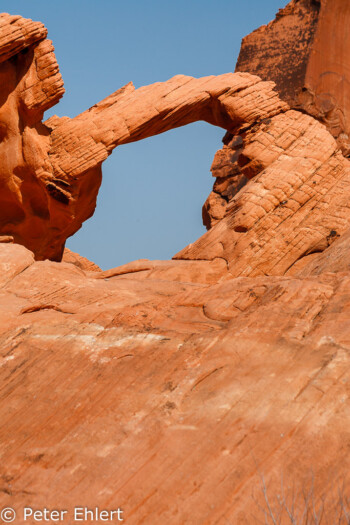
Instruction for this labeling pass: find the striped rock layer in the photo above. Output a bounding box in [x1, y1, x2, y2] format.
[235, 0, 350, 155]
[1, 231, 350, 524]
[202, 0, 350, 277]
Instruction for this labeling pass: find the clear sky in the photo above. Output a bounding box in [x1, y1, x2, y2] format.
[5, 0, 285, 269]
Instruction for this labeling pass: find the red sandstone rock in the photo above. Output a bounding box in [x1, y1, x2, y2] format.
[0, 13, 47, 63]
[62, 248, 101, 272]
[3, 8, 350, 524]
[0, 241, 350, 523]
[2, 11, 350, 282]
[0, 15, 292, 263]
[180, 109, 350, 278]
[204, 0, 350, 232]
[98, 257, 228, 284]
[236, 0, 350, 156]
[296, 227, 350, 276]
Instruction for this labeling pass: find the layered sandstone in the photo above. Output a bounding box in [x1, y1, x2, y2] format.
[62, 248, 101, 272]
[235, 0, 350, 156]
[0, 13, 47, 63]
[2, 7, 350, 524]
[0, 11, 292, 263]
[1, 10, 350, 282]
[203, 0, 350, 251]
[182, 109, 350, 278]
[1, 242, 350, 524]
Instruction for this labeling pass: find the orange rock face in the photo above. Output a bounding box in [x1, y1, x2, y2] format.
[3, 6, 350, 524]
[1, 242, 350, 523]
[185, 108, 350, 278]
[62, 248, 101, 272]
[202, 0, 350, 273]
[236, 0, 350, 156]
[2, 9, 350, 279]
[0, 12, 290, 262]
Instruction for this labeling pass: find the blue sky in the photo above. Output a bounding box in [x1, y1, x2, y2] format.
[7, 0, 285, 269]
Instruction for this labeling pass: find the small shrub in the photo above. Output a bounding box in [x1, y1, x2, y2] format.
[250, 471, 350, 524]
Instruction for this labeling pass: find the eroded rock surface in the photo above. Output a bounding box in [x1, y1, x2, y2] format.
[186, 109, 350, 278]
[236, 0, 350, 155]
[0, 12, 292, 262]
[1, 242, 350, 524]
[3, 7, 350, 524]
[3, 10, 350, 280]
[202, 0, 350, 277]
[62, 248, 101, 272]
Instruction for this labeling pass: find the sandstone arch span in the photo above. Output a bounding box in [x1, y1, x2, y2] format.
[0, 11, 287, 261]
[1, 12, 350, 280]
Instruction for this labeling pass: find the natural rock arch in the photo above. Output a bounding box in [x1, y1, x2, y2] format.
[1, 12, 350, 279]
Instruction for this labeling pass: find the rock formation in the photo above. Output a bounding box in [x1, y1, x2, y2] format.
[236, 0, 350, 156]
[2, 231, 350, 524]
[0, 11, 288, 262]
[202, 0, 350, 277]
[2, 4, 350, 524]
[2, 8, 350, 282]
[190, 107, 350, 277]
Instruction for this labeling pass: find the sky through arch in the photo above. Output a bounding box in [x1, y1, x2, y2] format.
[3, 0, 285, 269]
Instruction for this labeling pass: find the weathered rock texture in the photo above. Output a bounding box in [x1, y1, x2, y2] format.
[62, 247, 101, 272]
[236, 0, 350, 156]
[44, 73, 287, 261]
[2, 10, 350, 283]
[203, 0, 350, 258]
[3, 7, 350, 524]
[0, 10, 292, 263]
[186, 109, 350, 278]
[1, 242, 350, 524]
[0, 20, 290, 264]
